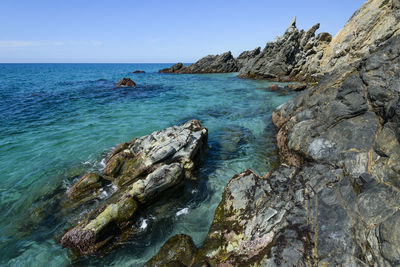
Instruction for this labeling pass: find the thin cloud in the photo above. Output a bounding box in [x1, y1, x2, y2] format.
[0, 40, 103, 48]
[0, 41, 40, 48]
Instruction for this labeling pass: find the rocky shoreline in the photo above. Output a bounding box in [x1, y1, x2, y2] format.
[158, 17, 332, 83]
[52, 0, 400, 265]
[147, 0, 400, 266]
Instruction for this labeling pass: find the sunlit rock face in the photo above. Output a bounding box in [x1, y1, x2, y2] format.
[150, 1, 400, 266]
[238, 17, 332, 82]
[60, 120, 208, 256]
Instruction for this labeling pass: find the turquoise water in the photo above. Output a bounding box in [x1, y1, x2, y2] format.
[0, 63, 293, 266]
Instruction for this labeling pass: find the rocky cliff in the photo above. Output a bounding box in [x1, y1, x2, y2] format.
[236, 47, 261, 69]
[238, 0, 400, 81]
[159, 1, 400, 81]
[148, 0, 400, 266]
[320, 0, 400, 73]
[237, 17, 331, 81]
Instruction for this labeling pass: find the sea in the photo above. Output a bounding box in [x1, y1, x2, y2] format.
[0, 63, 293, 266]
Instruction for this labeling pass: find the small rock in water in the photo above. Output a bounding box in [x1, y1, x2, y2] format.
[116, 77, 136, 87]
[268, 84, 282, 91]
[132, 70, 145, 73]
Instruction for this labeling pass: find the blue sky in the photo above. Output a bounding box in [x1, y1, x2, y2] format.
[0, 0, 365, 63]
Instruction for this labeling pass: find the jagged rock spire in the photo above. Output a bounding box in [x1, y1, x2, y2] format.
[289, 16, 296, 28]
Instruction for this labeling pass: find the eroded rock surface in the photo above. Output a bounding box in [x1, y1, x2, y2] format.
[237, 0, 400, 82]
[320, 0, 400, 73]
[159, 52, 238, 74]
[237, 47, 261, 69]
[238, 17, 331, 82]
[193, 165, 400, 266]
[274, 33, 400, 183]
[60, 120, 207, 256]
[150, 2, 400, 266]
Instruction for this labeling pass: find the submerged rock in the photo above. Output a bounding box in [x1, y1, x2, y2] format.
[268, 84, 282, 91]
[144, 234, 197, 267]
[116, 77, 136, 87]
[66, 173, 104, 200]
[159, 52, 238, 74]
[215, 125, 255, 161]
[60, 120, 208, 256]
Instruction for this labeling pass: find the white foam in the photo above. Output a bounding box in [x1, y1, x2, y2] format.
[191, 189, 198, 194]
[100, 158, 106, 169]
[99, 189, 108, 199]
[140, 219, 148, 230]
[176, 208, 189, 217]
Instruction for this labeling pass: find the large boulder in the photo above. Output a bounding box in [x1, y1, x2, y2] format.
[60, 120, 208, 256]
[159, 52, 239, 74]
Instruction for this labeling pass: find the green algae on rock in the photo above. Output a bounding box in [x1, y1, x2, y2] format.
[61, 120, 208, 256]
[66, 173, 105, 200]
[144, 234, 197, 267]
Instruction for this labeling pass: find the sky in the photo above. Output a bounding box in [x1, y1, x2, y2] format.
[0, 0, 366, 63]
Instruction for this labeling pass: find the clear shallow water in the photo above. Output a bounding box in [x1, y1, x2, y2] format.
[0, 63, 293, 266]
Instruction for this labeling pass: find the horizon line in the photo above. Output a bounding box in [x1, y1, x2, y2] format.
[0, 62, 190, 64]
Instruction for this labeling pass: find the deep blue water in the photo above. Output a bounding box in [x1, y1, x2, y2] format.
[0, 63, 293, 266]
